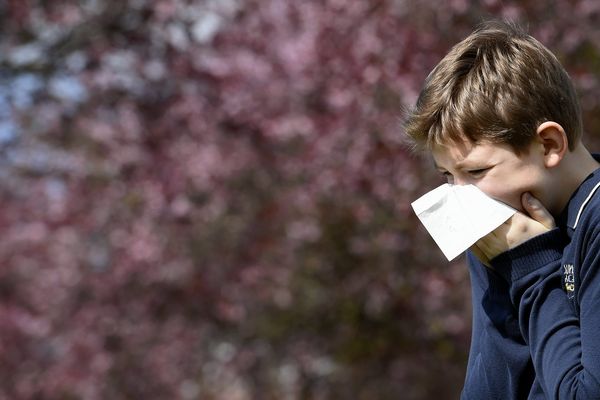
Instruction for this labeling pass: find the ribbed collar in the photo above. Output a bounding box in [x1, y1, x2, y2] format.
[556, 153, 600, 231]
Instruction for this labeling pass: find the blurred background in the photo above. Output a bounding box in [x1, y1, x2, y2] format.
[1, 0, 600, 399]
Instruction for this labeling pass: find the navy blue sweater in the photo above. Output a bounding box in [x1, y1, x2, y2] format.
[462, 162, 600, 399]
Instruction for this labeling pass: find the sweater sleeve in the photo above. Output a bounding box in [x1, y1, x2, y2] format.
[491, 227, 600, 399]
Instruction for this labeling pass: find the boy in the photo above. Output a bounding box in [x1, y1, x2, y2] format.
[405, 21, 600, 399]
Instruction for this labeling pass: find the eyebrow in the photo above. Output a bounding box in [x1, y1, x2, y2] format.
[432, 159, 478, 170]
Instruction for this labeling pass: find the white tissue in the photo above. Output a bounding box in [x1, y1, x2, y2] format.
[411, 184, 516, 261]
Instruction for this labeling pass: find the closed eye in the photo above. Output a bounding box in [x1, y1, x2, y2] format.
[467, 167, 491, 177]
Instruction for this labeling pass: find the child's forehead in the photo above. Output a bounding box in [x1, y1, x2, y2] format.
[431, 138, 479, 157]
[431, 139, 513, 166]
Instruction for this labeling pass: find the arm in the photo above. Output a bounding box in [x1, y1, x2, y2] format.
[492, 226, 600, 399]
[474, 194, 600, 398]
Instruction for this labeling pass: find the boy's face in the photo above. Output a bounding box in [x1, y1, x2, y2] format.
[431, 139, 548, 212]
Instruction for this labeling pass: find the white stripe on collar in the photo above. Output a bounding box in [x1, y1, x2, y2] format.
[573, 181, 600, 228]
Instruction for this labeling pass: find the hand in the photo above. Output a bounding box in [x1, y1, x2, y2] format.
[470, 192, 555, 266]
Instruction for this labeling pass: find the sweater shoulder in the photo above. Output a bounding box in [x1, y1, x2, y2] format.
[572, 179, 600, 230]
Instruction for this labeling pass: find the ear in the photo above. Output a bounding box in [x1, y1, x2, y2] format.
[536, 121, 568, 168]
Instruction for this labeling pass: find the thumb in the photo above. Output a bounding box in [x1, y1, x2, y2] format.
[522, 192, 555, 229]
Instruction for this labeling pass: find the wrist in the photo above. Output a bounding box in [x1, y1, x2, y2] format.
[490, 228, 565, 282]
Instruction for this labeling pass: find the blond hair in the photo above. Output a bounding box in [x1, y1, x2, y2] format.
[404, 21, 582, 152]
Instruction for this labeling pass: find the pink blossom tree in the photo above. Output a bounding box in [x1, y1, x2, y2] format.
[0, 0, 599, 398]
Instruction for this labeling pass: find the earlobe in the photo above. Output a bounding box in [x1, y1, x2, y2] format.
[536, 121, 568, 168]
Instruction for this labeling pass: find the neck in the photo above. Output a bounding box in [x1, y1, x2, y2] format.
[551, 144, 600, 215]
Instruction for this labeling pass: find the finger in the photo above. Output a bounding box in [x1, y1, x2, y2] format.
[521, 192, 555, 229]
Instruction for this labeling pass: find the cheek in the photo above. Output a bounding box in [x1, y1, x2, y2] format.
[475, 164, 542, 212]
[476, 183, 524, 211]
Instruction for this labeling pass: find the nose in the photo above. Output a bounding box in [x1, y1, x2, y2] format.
[453, 176, 469, 186]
